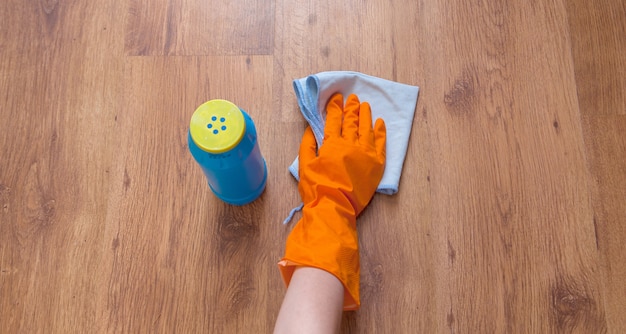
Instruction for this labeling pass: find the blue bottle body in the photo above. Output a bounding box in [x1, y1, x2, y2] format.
[188, 110, 267, 205]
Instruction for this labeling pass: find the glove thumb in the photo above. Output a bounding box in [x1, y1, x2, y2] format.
[299, 126, 317, 166]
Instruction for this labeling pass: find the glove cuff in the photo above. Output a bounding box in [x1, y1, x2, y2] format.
[278, 199, 360, 310]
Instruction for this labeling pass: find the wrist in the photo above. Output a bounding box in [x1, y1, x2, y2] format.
[303, 195, 357, 227]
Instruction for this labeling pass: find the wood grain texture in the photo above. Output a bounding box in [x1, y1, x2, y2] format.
[424, 1, 606, 332]
[1, 0, 623, 332]
[104, 55, 281, 333]
[125, 0, 274, 55]
[1, 0, 123, 332]
[565, 0, 626, 332]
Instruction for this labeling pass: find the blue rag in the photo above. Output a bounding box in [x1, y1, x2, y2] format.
[289, 71, 420, 195]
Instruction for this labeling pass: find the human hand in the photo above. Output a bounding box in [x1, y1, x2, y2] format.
[278, 93, 386, 311]
[298, 93, 386, 216]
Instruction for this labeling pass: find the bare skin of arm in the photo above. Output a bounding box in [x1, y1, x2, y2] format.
[273, 266, 344, 334]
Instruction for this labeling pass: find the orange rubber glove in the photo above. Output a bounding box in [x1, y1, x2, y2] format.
[278, 93, 386, 310]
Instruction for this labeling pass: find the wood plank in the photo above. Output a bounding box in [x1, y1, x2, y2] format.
[0, 0, 124, 332]
[423, 0, 606, 331]
[565, 0, 626, 331]
[125, 0, 274, 56]
[272, 0, 417, 122]
[107, 55, 280, 333]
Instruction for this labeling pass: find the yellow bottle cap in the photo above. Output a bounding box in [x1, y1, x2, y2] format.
[189, 100, 246, 154]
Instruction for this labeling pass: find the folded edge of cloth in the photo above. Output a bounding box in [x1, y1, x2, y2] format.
[289, 71, 420, 195]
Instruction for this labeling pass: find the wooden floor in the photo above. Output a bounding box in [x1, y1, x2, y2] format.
[1, 0, 624, 333]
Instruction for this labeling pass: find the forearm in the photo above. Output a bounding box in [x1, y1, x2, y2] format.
[273, 266, 344, 334]
[278, 198, 361, 310]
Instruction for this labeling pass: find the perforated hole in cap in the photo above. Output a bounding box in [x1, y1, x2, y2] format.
[205, 115, 234, 135]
